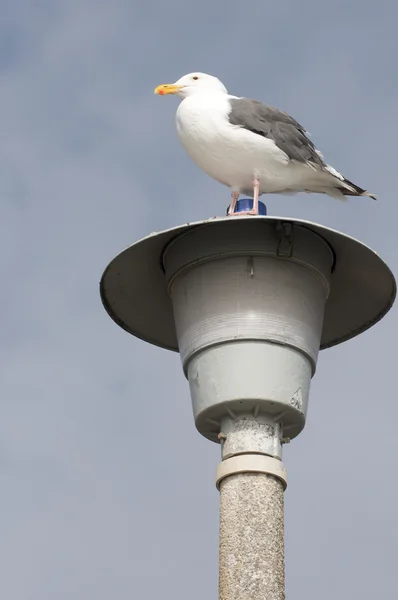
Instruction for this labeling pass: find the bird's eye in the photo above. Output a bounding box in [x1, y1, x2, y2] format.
[192, 76, 199, 80]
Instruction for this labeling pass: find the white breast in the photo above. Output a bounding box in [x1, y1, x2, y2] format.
[175, 94, 291, 195]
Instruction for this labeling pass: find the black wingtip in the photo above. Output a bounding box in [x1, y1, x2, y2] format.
[363, 191, 377, 201]
[337, 176, 377, 201]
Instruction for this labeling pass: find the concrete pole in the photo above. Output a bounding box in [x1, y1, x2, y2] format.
[216, 417, 287, 600]
[219, 473, 285, 600]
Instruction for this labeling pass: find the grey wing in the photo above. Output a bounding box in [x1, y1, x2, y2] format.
[228, 98, 326, 168]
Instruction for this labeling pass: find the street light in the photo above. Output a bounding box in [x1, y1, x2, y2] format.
[100, 202, 395, 599]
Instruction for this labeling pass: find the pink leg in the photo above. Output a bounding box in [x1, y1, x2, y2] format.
[228, 178, 260, 216]
[252, 178, 260, 214]
[227, 192, 240, 216]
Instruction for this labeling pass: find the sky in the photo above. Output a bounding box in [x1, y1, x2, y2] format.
[0, 0, 397, 598]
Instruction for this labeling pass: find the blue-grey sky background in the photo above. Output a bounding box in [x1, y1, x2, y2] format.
[0, 0, 397, 598]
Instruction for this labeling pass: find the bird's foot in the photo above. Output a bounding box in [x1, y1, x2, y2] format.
[228, 209, 259, 216]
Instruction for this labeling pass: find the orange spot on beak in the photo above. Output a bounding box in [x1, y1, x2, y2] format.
[154, 84, 182, 95]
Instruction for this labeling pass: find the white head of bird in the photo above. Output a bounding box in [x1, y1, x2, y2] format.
[154, 72, 228, 100]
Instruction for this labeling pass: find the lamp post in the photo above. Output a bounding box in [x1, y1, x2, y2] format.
[100, 202, 395, 599]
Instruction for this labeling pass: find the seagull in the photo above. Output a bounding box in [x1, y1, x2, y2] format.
[154, 72, 375, 216]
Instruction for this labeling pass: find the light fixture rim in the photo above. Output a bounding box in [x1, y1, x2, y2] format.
[100, 215, 396, 352]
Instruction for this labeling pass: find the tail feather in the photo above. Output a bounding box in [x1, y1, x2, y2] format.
[325, 165, 377, 200]
[337, 176, 377, 201]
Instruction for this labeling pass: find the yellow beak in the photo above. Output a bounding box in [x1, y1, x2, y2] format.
[154, 83, 183, 96]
